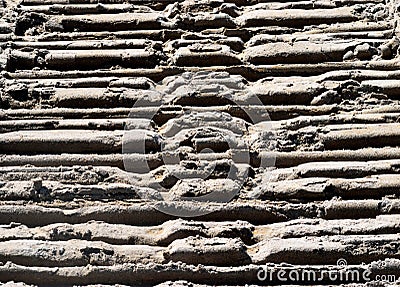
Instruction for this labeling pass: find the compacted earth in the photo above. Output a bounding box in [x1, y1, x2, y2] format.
[0, 0, 400, 286]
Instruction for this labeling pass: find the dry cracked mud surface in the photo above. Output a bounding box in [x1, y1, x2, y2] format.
[1, 0, 400, 285]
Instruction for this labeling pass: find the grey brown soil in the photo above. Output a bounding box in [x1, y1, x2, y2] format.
[0, 0, 400, 286]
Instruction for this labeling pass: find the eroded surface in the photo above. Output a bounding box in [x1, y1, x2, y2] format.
[0, 0, 400, 285]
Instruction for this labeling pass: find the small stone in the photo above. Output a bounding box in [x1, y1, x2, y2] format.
[32, 178, 42, 191]
[354, 43, 376, 60]
[342, 50, 354, 61]
[378, 44, 392, 59]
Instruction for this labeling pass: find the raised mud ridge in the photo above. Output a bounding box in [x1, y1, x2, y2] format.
[1, 0, 400, 285]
